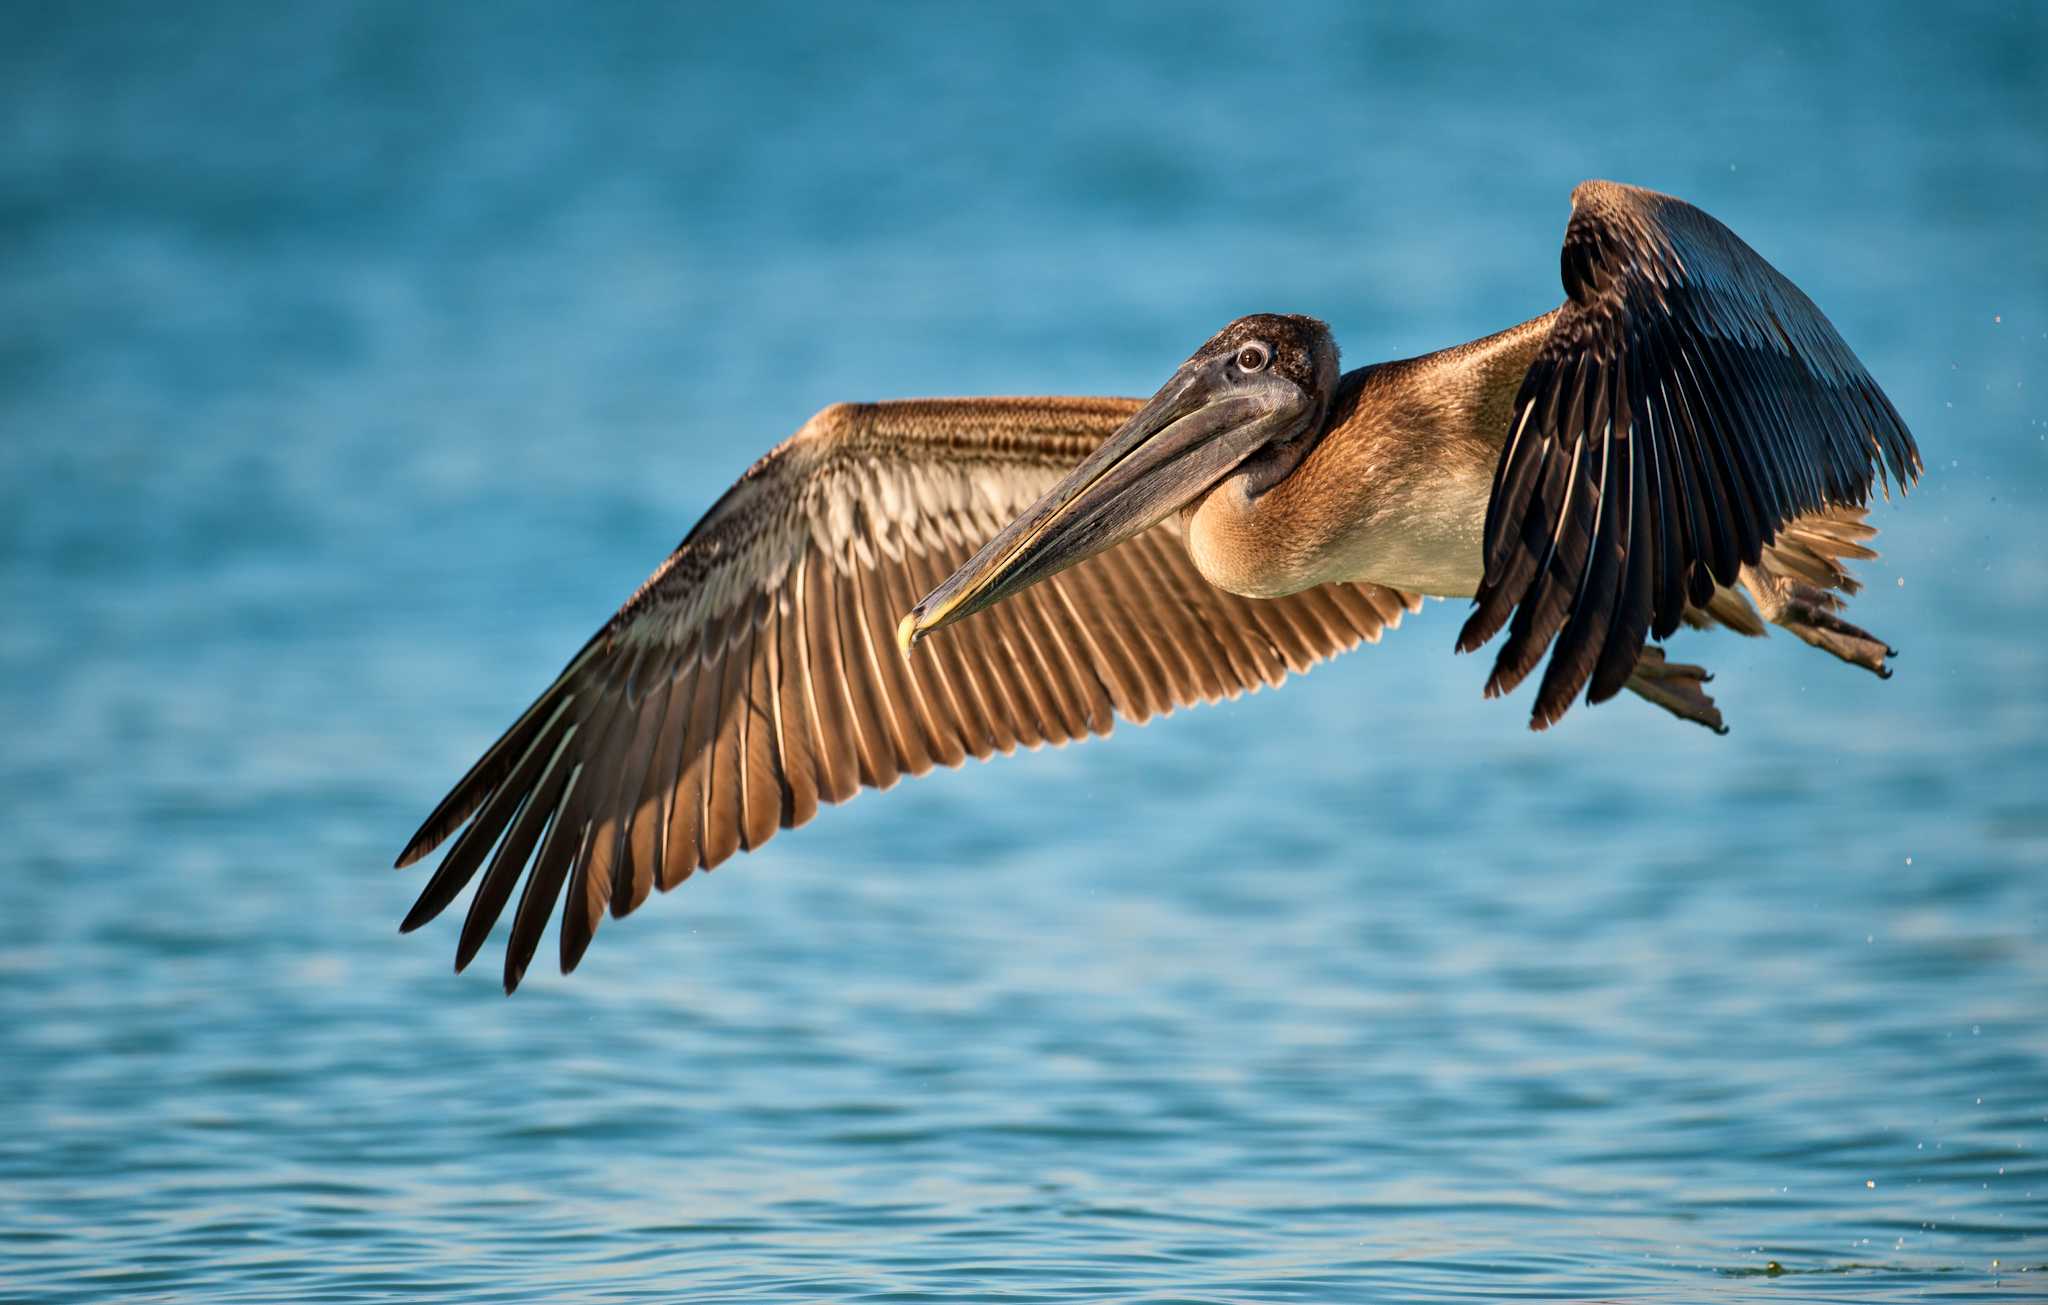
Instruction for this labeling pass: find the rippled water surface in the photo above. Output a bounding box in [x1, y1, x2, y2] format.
[4, 3, 2045, 1300]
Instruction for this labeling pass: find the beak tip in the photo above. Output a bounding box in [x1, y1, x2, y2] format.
[895, 610, 922, 656]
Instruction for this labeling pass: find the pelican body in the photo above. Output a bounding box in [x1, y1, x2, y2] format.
[397, 181, 1921, 990]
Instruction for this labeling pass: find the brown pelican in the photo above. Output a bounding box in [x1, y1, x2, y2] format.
[396, 181, 1921, 991]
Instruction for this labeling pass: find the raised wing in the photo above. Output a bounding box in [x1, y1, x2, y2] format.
[397, 397, 1422, 989]
[1458, 180, 1920, 728]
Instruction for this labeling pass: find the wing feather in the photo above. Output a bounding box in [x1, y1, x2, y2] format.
[665, 648, 720, 885]
[1460, 181, 1920, 726]
[901, 539, 1006, 754]
[794, 552, 859, 805]
[767, 587, 823, 827]
[618, 672, 680, 917]
[697, 619, 748, 870]
[504, 760, 588, 990]
[456, 725, 575, 972]
[873, 548, 967, 769]
[1087, 537, 1202, 706]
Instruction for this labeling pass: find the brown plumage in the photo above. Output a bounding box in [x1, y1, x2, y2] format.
[398, 398, 1422, 991]
[398, 181, 1919, 989]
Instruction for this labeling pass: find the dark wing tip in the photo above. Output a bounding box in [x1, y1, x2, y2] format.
[454, 913, 489, 973]
[395, 815, 457, 869]
[1455, 605, 1502, 657]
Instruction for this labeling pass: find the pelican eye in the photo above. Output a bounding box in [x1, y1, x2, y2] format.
[1235, 342, 1271, 372]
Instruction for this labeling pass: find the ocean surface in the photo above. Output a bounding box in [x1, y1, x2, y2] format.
[3, 3, 2044, 1300]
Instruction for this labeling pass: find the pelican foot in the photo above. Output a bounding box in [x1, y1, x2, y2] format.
[1624, 646, 1727, 734]
[1772, 582, 1893, 677]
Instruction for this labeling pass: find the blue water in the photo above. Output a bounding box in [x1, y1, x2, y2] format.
[3, 3, 2045, 1300]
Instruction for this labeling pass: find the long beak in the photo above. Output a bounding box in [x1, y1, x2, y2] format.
[897, 361, 1298, 652]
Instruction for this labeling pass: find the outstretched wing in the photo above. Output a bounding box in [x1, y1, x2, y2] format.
[397, 397, 1422, 989]
[1458, 180, 1920, 728]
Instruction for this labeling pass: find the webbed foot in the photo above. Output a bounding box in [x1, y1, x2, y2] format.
[1769, 582, 1894, 677]
[1624, 646, 1727, 734]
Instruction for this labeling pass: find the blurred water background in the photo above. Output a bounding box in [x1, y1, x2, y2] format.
[3, 2, 2045, 1300]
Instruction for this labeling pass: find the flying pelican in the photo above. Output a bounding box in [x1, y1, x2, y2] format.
[396, 181, 1921, 991]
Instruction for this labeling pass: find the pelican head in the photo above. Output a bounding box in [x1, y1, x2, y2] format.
[899, 313, 1338, 650]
